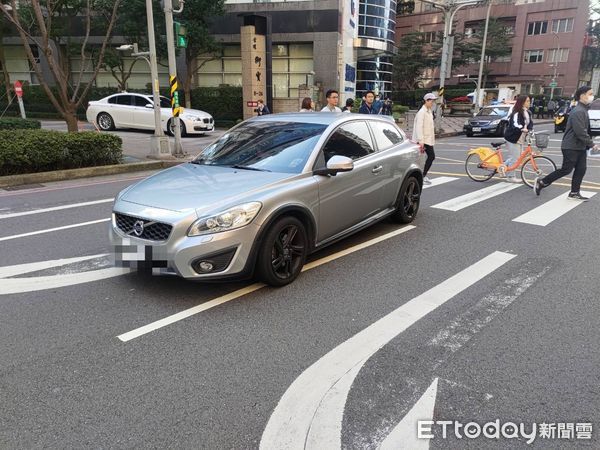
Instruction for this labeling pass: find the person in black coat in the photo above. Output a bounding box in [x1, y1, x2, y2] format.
[534, 86, 599, 201]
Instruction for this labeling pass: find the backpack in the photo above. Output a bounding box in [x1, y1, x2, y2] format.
[504, 113, 523, 143]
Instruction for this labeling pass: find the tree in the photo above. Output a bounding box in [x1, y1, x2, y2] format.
[392, 32, 438, 90]
[179, 0, 225, 108]
[1, 0, 122, 131]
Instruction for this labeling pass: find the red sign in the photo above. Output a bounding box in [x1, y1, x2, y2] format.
[14, 81, 23, 98]
[246, 101, 258, 108]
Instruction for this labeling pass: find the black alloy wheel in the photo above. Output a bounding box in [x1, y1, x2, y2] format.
[257, 216, 308, 287]
[391, 176, 421, 224]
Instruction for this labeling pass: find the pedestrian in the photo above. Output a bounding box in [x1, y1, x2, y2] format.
[413, 93, 437, 185]
[257, 99, 270, 115]
[300, 97, 314, 112]
[547, 98, 556, 117]
[534, 86, 599, 201]
[321, 89, 342, 112]
[503, 94, 534, 182]
[342, 98, 354, 113]
[381, 98, 393, 116]
[359, 90, 379, 114]
[536, 97, 545, 119]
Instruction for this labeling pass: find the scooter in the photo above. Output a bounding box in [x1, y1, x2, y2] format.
[554, 107, 569, 133]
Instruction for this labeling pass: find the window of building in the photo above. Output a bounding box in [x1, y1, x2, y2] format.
[272, 43, 314, 98]
[524, 50, 544, 63]
[548, 48, 569, 63]
[495, 53, 513, 63]
[422, 31, 437, 43]
[552, 18, 573, 33]
[543, 87, 563, 96]
[527, 21, 548, 35]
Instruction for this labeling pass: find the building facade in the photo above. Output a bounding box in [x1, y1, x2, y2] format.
[395, 0, 591, 99]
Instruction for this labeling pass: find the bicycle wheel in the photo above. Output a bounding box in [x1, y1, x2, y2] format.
[465, 153, 496, 182]
[520, 156, 557, 187]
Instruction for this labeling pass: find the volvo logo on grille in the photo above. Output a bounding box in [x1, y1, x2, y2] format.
[132, 220, 145, 237]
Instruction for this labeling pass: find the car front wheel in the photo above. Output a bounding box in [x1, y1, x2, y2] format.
[96, 112, 115, 131]
[257, 216, 308, 287]
[168, 119, 187, 137]
[391, 176, 421, 224]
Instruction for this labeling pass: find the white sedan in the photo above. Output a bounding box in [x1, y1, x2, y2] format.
[86, 92, 214, 136]
[589, 99, 600, 135]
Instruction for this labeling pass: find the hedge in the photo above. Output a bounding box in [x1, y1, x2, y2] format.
[0, 84, 244, 124]
[0, 130, 122, 176]
[0, 118, 42, 130]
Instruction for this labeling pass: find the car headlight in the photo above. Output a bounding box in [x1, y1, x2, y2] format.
[188, 202, 262, 236]
[490, 119, 501, 125]
[182, 115, 200, 121]
[464, 120, 470, 126]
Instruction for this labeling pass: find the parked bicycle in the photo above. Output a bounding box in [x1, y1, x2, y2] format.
[465, 130, 556, 187]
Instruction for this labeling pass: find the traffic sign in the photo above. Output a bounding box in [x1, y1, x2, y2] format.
[14, 80, 23, 98]
[549, 81, 557, 88]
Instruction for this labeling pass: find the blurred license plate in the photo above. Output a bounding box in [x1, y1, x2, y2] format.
[473, 127, 482, 132]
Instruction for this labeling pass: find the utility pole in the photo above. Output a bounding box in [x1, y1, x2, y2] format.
[423, 0, 484, 133]
[146, 0, 172, 159]
[476, 0, 493, 111]
[163, 0, 185, 157]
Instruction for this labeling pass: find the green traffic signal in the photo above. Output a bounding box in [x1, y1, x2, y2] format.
[174, 21, 188, 48]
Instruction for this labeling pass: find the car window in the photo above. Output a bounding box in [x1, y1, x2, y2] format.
[370, 121, 403, 151]
[153, 96, 172, 108]
[107, 96, 118, 104]
[322, 121, 375, 162]
[193, 121, 327, 174]
[133, 96, 150, 107]
[477, 107, 510, 117]
[116, 95, 133, 106]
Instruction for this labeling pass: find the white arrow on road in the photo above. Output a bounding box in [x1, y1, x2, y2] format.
[0, 254, 129, 295]
[260, 251, 516, 450]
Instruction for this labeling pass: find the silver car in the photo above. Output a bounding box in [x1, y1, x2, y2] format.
[110, 113, 423, 286]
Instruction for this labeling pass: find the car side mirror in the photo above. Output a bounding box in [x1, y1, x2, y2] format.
[145, 103, 154, 108]
[314, 155, 354, 176]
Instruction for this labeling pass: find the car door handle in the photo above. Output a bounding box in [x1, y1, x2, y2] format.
[372, 165, 383, 174]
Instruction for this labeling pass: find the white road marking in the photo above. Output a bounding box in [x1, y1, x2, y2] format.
[423, 176, 458, 189]
[0, 198, 113, 219]
[0, 218, 110, 242]
[512, 190, 596, 226]
[118, 225, 416, 342]
[431, 182, 521, 211]
[0, 254, 108, 278]
[379, 378, 438, 450]
[259, 251, 517, 450]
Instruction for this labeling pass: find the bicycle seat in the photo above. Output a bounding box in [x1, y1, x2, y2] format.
[490, 141, 505, 148]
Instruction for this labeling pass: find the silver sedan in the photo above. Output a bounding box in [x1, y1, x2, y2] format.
[110, 113, 423, 286]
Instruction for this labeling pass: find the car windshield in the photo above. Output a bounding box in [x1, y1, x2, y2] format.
[590, 99, 600, 110]
[192, 121, 327, 174]
[477, 107, 510, 117]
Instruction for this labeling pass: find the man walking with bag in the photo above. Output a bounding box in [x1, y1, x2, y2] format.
[534, 86, 599, 201]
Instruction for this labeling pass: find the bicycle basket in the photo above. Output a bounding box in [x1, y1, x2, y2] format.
[535, 133, 549, 149]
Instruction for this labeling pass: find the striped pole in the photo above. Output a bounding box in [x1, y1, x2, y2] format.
[170, 75, 183, 117]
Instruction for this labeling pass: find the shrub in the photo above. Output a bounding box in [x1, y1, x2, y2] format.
[0, 118, 42, 130]
[0, 130, 122, 176]
[392, 104, 409, 114]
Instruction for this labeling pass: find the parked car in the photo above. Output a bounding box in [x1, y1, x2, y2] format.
[110, 113, 423, 286]
[589, 99, 600, 135]
[463, 105, 512, 137]
[86, 93, 214, 136]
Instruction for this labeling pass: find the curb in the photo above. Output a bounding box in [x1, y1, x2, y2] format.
[0, 160, 186, 189]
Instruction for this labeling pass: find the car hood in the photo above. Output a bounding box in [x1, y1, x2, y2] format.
[161, 107, 211, 118]
[120, 163, 292, 215]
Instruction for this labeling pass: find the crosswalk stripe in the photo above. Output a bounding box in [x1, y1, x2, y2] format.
[423, 176, 458, 189]
[512, 191, 596, 226]
[431, 182, 521, 211]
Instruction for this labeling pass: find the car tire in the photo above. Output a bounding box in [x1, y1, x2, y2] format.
[168, 119, 187, 137]
[391, 176, 421, 224]
[96, 112, 115, 131]
[257, 216, 308, 287]
[466, 131, 473, 137]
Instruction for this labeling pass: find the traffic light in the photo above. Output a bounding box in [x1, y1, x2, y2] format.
[174, 21, 188, 48]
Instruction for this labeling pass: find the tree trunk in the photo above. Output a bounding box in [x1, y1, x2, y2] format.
[64, 108, 79, 132]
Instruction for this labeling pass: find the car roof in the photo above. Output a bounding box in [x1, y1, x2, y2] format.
[248, 112, 396, 127]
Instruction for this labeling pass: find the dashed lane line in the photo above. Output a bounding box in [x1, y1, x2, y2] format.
[0, 198, 113, 219]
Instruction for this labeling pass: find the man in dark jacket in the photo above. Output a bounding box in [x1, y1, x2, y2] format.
[534, 86, 598, 201]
